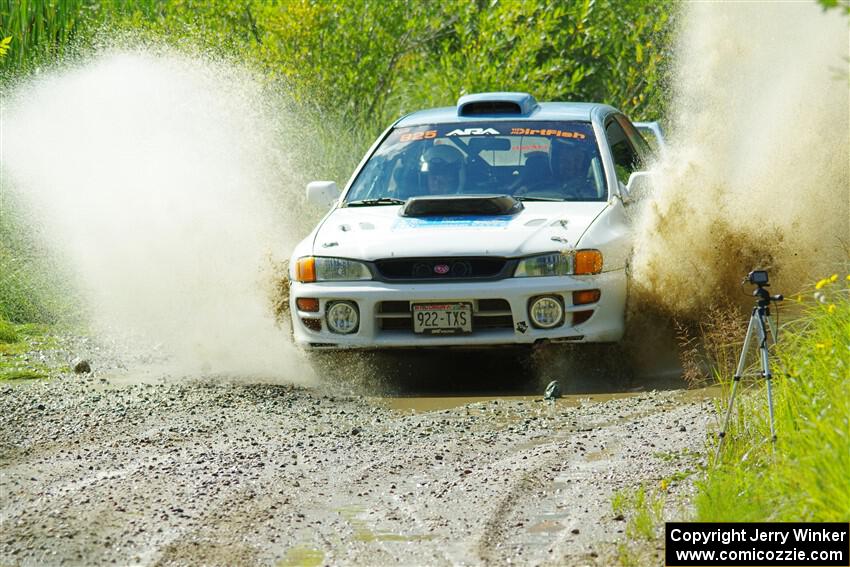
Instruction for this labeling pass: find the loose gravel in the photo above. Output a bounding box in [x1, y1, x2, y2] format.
[0, 370, 711, 566]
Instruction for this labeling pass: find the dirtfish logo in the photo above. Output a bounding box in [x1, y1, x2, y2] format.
[446, 127, 501, 136]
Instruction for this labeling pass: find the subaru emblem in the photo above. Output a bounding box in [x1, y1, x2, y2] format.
[434, 263, 450, 274]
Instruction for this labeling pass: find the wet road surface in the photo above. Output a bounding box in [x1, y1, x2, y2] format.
[0, 352, 712, 566]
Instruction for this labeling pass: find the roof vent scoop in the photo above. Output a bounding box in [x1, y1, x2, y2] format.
[402, 195, 523, 217]
[457, 92, 539, 117]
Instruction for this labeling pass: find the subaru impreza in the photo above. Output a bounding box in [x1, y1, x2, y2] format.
[288, 92, 654, 350]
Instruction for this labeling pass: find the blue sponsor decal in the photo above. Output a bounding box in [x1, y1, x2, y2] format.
[393, 216, 513, 230]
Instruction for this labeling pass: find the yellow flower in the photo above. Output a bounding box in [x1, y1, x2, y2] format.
[829, 274, 838, 283]
[660, 479, 669, 491]
[846, 274, 850, 282]
[815, 278, 829, 290]
[815, 343, 827, 349]
[827, 304, 836, 314]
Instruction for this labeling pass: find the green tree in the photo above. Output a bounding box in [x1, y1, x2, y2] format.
[412, 0, 674, 121]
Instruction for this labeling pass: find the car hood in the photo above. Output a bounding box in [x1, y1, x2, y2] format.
[311, 201, 609, 259]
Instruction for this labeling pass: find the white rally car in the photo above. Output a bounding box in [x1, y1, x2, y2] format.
[288, 92, 654, 350]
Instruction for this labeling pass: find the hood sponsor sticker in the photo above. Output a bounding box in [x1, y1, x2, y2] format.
[392, 216, 513, 230]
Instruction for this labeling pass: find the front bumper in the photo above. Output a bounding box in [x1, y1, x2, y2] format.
[289, 270, 626, 350]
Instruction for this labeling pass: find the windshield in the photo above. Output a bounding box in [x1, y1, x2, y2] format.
[345, 121, 606, 204]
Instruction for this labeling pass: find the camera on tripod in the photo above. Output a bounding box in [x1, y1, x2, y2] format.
[718, 268, 784, 456]
[746, 270, 769, 286]
[744, 269, 783, 305]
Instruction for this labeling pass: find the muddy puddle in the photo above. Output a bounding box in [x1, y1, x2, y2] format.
[379, 391, 645, 413]
[369, 349, 693, 413]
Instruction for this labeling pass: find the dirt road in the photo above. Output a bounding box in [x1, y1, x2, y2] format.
[1, 359, 710, 566]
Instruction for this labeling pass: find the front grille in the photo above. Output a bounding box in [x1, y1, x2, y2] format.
[375, 257, 508, 281]
[376, 299, 514, 333]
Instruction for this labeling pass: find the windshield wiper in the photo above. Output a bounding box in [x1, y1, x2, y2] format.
[346, 198, 406, 207]
[514, 196, 564, 202]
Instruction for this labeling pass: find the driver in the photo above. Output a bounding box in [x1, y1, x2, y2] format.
[550, 138, 598, 199]
[419, 144, 465, 195]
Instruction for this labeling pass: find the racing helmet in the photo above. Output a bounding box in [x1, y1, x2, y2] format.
[419, 144, 465, 194]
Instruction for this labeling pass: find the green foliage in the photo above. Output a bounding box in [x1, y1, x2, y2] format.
[611, 484, 665, 540]
[817, 0, 850, 15]
[0, 316, 18, 343]
[611, 483, 666, 566]
[253, 0, 453, 126]
[0, 0, 168, 71]
[244, 0, 676, 155]
[697, 275, 850, 521]
[0, 200, 80, 324]
[0, 321, 57, 380]
[413, 0, 674, 121]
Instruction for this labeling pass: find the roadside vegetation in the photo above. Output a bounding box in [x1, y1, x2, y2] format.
[611, 484, 666, 566]
[609, 274, 849, 565]
[697, 275, 850, 522]
[0, 321, 67, 380]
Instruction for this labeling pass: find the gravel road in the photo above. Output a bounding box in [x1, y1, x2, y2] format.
[0, 357, 711, 566]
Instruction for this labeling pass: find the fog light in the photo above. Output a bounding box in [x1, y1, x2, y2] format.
[528, 296, 564, 329]
[326, 301, 359, 334]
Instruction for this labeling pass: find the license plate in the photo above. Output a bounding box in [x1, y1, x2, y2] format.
[412, 303, 472, 334]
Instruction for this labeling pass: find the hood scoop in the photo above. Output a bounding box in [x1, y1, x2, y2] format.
[401, 194, 523, 217]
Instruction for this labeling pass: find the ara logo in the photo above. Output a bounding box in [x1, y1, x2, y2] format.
[445, 127, 501, 137]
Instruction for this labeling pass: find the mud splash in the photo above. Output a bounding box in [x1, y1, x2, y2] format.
[1, 50, 315, 381]
[632, 2, 849, 316]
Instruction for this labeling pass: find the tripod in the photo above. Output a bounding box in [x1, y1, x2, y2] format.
[716, 284, 783, 459]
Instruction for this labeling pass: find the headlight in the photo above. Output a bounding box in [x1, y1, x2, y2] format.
[513, 250, 603, 277]
[514, 252, 571, 277]
[295, 256, 372, 283]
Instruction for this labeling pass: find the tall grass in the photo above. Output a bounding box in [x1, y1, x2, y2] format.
[0, 0, 163, 71]
[696, 274, 850, 521]
[0, 196, 80, 324]
[1, 0, 88, 69]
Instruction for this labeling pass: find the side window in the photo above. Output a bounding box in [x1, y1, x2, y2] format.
[615, 115, 652, 162]
[605, 118, 640, 185]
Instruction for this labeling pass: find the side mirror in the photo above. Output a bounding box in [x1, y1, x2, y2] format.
[623, 171, 654, 204]
[306, 181, 340, 209]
